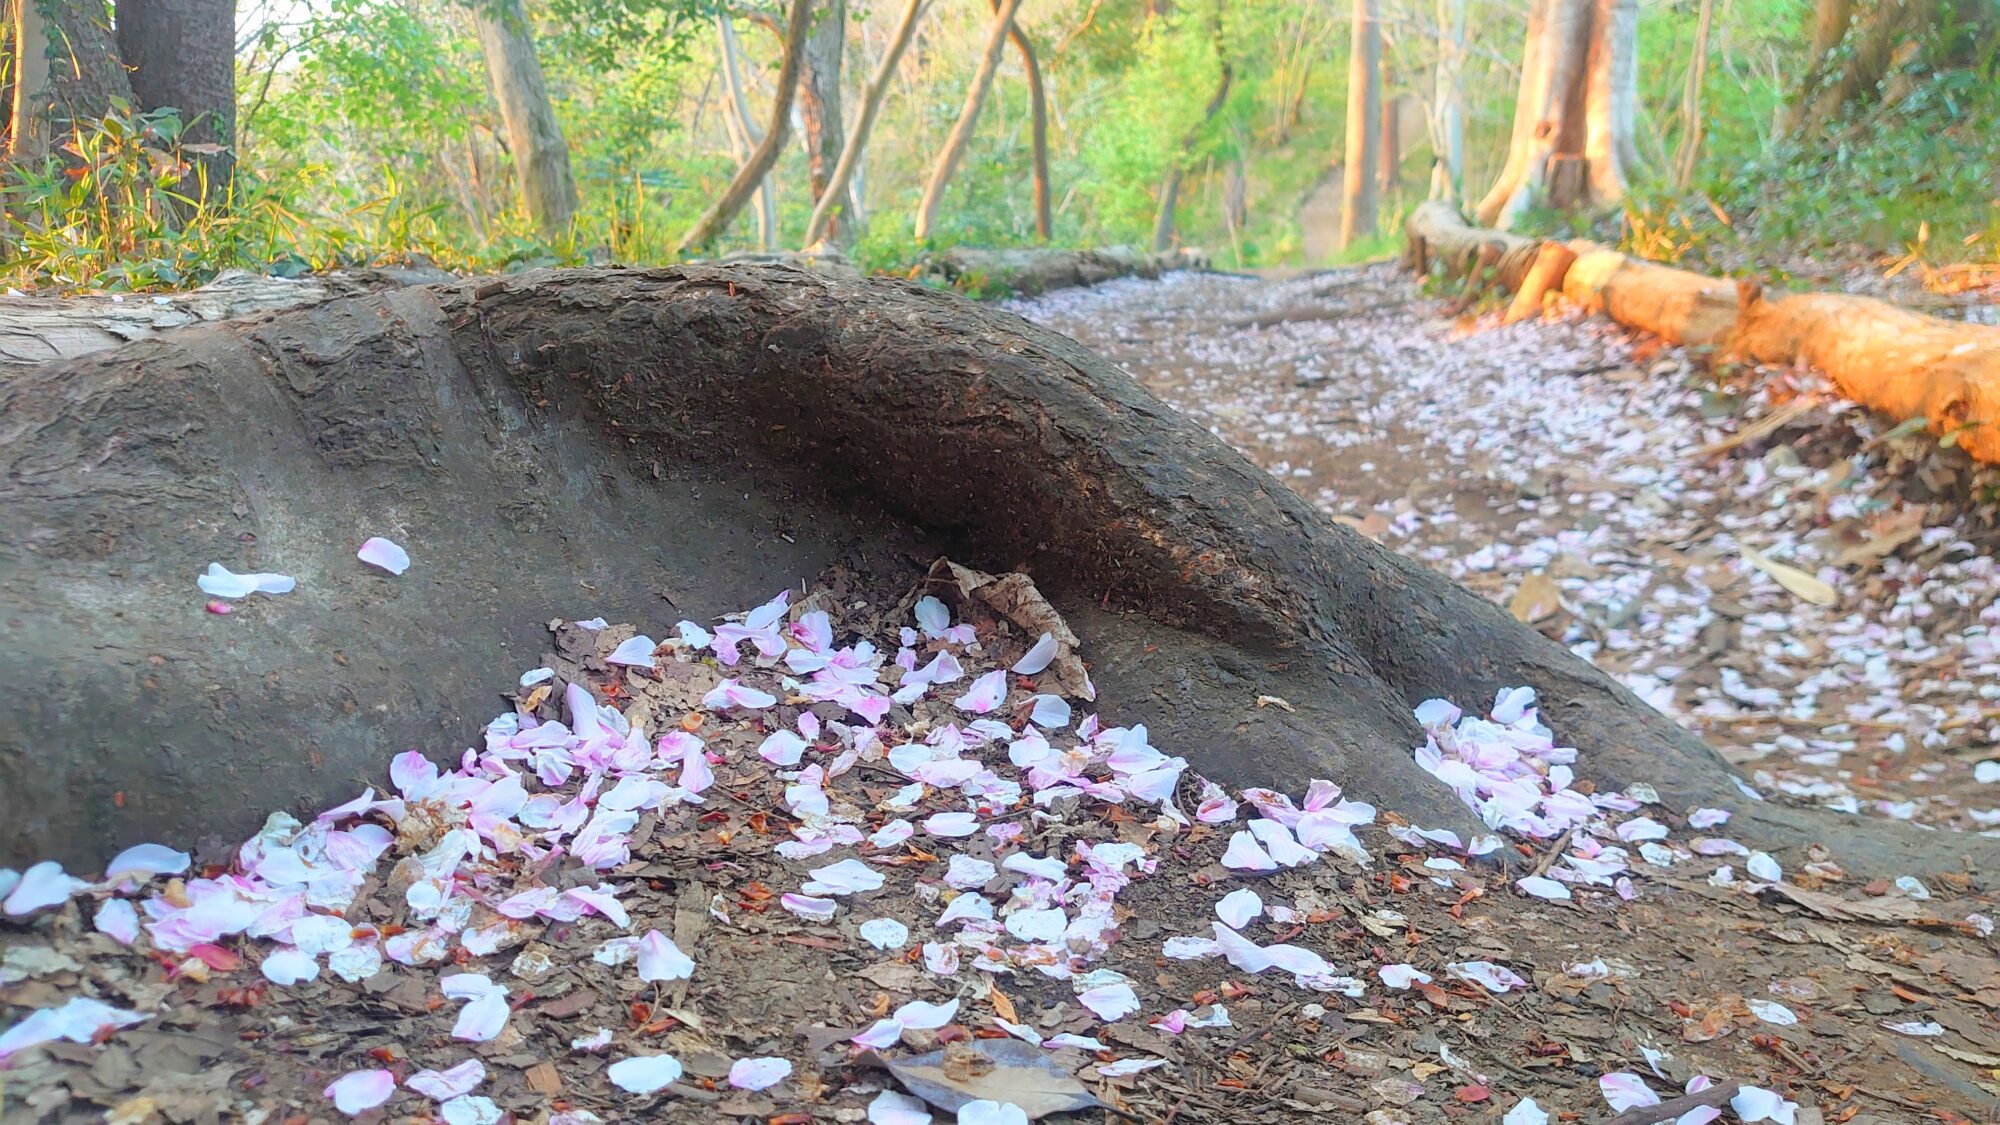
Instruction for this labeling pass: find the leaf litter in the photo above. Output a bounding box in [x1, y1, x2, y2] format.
[3, 269, 1999, 1124]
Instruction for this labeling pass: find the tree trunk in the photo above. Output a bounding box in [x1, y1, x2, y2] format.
[797, 0, 847, 241]
[718, 14, 778, 250]
[991, 0, 1052, 242]
[1796, 0, 1935, 139]
[1427, 0, 1465, 203]
[679, 0, 814, 254]
[1379, 93, 1402, 194]
[803, 0, 925, 248]
[1782, 0, 1854, 136]
[1673, 0, 1715, 188]
[922, 245, 1182, 295]
[1338, 0, 1382, 250]
[5, 264, 1979, 882]
[1475, 0, 1635, 229]
[10, 0, 134, 159]
[471, 0, 579, 240]
[114, 0, 236, 197]
[1150, 11, 1232, 253]
[913, 0, 1022, 242]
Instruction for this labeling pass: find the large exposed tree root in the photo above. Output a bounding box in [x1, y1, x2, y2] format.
[2, 264, 1984, 881]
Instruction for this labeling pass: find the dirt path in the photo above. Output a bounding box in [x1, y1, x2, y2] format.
[1011, 267, 2000, 835]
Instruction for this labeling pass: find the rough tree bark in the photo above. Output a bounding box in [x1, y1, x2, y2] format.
[913, 0, 1022, 242]
[472, 0, 579, 240]
[678, 0, 813, 253]
[802, 0, 926, 248]
[1151, 9, 1231, 253]
[4, 264, 1982, 883]
[1475, 0, 1638, 229]
[115, 0, 237, 195]
[717, 14, 778, 250]
[1427, 0, 1466, 203]
[797, 0, 847, 241]
[1339, 0, 1382, 250]
[991, 0, 1052, 242]
[1794, 0, 1936, 140]
[9, 0, 133, 158]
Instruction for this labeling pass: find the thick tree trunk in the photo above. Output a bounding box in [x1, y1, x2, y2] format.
[798, 0, 847, 240]
[4, 264, 1979, 883]
[803, 0, 926, 248]
[10, 0, 134, 159]
[1476, 0, 1635, 228]
[1338, 0, 1382, 250]
[913, 0, 1022, 242]
[717, 14, 777, 250]
[678, 0, 813, 253]
[1782, 0, 1853, 135]
[1796, 0, 1935, 139]
[115, 0, 236, 196]
[471, 0, 579, 240]
[991, 0, 1052, 242]
[1427, 0, 1466, 203]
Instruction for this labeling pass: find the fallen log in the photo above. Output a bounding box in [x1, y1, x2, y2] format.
[1405, 200, 2000, 462]
[917, 245, 1201, 296]
[1, 263, 1982, 881]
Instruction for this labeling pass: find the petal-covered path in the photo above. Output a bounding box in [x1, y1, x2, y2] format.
[1013, 267, 2000, 834]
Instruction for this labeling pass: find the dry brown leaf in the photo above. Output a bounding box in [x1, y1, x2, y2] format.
[1508, 572, 1563, 623]
[988, 982, 1019, 1024]
[1759, 883, 1947, 926]
[928, 559, 1093, 700]
[1832, 507, 1926, 569]
[523, 1061, 563, 1096]
[1740, 547, 1837, 606]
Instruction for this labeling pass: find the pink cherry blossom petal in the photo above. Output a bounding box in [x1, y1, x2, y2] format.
[727, 1056, 792, 1091]
[325, 1069, 397, 1116]
[356, 537, 410, 575]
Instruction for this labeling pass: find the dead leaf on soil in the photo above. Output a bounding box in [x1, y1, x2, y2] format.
[1508, 572, 1563, 624]
[883, 1038, 1104, 1119]
[928, 559, 1093, 701]
[1740, 546, 1837, 606]
[1831, 508, 1926, 569]
[1758, 883, 1947, 927]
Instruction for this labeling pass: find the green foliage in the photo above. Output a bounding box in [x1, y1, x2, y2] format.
[0, 104, 334, 291]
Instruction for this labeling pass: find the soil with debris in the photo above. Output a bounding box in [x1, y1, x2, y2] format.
[3, 275, 1999, 1125]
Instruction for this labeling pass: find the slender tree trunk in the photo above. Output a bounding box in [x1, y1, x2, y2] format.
[1427, 0, 1466, 202]
[1379, 93, 1402, 193]
[989, 0, 1051, 241]
[1781, 0, 1853, 135]
[798, 0, 847, 240]
[7, 0, 131, 157]
[1151, 9, 1232, 253]
[1339, 0, 1382, 250]
[678, 0, 813, 254]
[803, 0, 925, 248]
[1674, 0, 1715, 188]
[718, 14, 777, 249]
[471, 0, 578, 240]
[913, 0, 1023, 242]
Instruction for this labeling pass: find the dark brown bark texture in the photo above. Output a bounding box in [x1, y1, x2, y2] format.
[116, 0, 238, 191]
[2, 267, 1983, 880]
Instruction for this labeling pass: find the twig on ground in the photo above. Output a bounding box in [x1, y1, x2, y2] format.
[1599, 1080, 1740, 1125]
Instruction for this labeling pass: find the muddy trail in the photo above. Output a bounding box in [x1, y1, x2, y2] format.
[2, 267, 1998, 1125]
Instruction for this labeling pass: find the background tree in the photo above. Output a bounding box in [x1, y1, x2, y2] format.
[797, 0, 847, 241]
[1427, 0, 1465, 203]
[677, 0, 813, 252]
[803, 0, 927, 248]
[1475, 0, 1640, 230]
[1338, 0, 1380, 249]
[992, 0, 1052, 242]
[471, 0, 578, 239]
[718, 13, 778, 248]
[913, 0, 1023, 242]
[116, 0, 238, 195]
